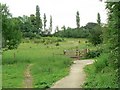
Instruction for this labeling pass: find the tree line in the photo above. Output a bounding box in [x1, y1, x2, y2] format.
[54, 11, 103, 46]
[1, 4, 53, 49]
[1, 3, 103, 49]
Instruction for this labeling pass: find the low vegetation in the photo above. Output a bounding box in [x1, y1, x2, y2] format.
[83, 2, 119, 88]
[83, 53, 118, 88]
[2, 38, 92, 88]
[1, 1, 119, 89]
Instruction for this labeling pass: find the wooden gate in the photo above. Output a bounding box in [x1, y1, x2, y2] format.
[63, 49, 89, 60]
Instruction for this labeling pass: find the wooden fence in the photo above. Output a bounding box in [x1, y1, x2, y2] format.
[63, 49, 90, 60]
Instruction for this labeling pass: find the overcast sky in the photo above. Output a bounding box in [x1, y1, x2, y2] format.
[1, 0, 108, 31]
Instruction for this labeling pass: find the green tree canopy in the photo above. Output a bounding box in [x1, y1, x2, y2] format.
[43, 13, 47, 31]
[76, 11, 80, 28]
[1, 3, 22, 49]
[36, 5, 42, 34]
[49, 15, 52, 34]
[97, 13, 101, 25]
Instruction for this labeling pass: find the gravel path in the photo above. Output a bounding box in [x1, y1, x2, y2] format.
[51, 60, 94, 88]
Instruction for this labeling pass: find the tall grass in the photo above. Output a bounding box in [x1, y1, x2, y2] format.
[83, 53, 118, 88]
[3, 37, 94, 88]
[31, 55, 72, 88]
[2, 64, 26, 88]
[2, 37, 79, 88]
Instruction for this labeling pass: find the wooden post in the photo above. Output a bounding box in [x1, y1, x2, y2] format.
[63, 50, 66, 55]
[84, 49, 88, 57]
[87, 48, 90, 53]
[78, 51, 81, 60]
[76, 49, 79, 57]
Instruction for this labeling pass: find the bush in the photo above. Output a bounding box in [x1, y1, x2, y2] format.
[7, 39, 20, 49]
[94, 53, 109, 72]
[88, 25, 103, 46]
[56, 38, 64, 42]
[24, 32, 35, 39]
[85, 50, 101, 59]
[55, 42, 60, 46]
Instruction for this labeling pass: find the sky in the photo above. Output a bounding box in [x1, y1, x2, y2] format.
[0, 0, 108, 32]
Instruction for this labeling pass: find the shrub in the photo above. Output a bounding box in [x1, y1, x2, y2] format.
[55, 42, 60, 46]
[85, 50, 101, 59]
[7, 39, 20, 49]
[94, 53, 109, 72]
[56, 38, 64, 42]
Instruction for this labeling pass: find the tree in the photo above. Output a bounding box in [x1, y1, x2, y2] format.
[105, 2, 119, 71]
[55, 26, 59, 32]
[88, 25, 102, 46]
[61, 25, 66, 31]
[76, 11, 80, 28]
[30, 14, 36, 26]
[54, 25, 90, 38]
[7, 18, 22, 49]
[97, 13, 101, 25]
[0, 3, 11, 17]
[1, 3, 22, 49]
[87, 2, 120, 88]
[29, 14, 38, 34]
[82, 22, 103, 45]
[43, 13, 47, 31]
[84, 22, 98, 30]
[19, 15, 37, 39]
[49, 15, 52, 34]
[36, 5, 42, 34]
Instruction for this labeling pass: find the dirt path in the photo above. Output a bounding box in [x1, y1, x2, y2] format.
[51, 60, 94, 88]
[23, 64, 33, 88]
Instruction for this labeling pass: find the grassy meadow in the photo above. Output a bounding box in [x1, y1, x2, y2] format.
[2, 37, 95, 88]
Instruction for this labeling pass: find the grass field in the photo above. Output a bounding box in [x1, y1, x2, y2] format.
[2, 37, 95, 88]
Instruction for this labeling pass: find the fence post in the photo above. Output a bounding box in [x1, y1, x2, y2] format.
[63, 50, 67, 55]
[78, 51, 81, 60]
